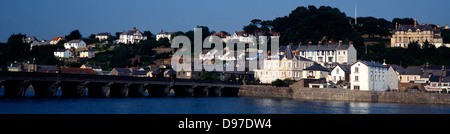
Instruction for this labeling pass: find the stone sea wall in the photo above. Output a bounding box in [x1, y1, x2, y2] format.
[239, 84, 450, 105]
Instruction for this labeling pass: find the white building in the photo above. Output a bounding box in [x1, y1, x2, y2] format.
[391, 20, 443, 48]
[350, 60, 388, 91]
[95, 32, 110, 41]
[156, 29, 174, 41]
[254, 45, 315, 83]
[54, 49, 72, 58]
[79, 49, 95, 59]
[118, 27, 147, 44]
[280, 43, 357, 68]
[330, 64, 351, 84]
[64, 39, 86, 49]
[50, 36, 65, 45]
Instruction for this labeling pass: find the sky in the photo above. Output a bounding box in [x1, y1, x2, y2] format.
[0, 0, 449, 42]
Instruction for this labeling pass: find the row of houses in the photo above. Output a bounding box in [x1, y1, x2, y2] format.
[54, 49, 95, 58]
[250, 43, 449, 93]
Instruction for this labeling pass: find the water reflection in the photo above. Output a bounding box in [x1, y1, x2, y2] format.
[349, 102, 370, 114]
[0, 87, 449, 114]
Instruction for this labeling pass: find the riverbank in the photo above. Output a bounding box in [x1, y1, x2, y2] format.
[239, 85, 450, 105]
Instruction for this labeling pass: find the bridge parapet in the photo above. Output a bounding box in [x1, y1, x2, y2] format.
[0, 72, 242, 98]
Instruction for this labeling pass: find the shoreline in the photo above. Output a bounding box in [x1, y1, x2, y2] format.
[239, 85, 450, 105]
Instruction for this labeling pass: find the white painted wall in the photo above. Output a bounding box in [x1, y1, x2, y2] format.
[331, 66, 346, 83]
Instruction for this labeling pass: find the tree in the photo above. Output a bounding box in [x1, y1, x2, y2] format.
[243, 24, 258, 34]
[0, 34, 30, 68]
[110, 46, 130, 68]
[271, 79, 285, 87]
[143, 31, 153, 39]
[200, 71, 219, 80]
[65, 30, 82, 41]
[270, 5, 353, 45]
[115, 32, 122, 39]
[392, 18, 415, 28]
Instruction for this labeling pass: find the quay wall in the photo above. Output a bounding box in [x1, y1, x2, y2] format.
[239, 85, 450, 105]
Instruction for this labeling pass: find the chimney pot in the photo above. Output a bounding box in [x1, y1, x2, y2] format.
[133, 27, 136, 30]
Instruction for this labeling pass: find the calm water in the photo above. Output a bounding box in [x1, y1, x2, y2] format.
[0, 88, 449, 114]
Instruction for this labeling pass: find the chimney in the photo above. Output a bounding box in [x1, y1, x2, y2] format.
[338, 40, 342, 46]
[298, 42, 302, 47]
[414, 19, 417, 27]
[395, 22, 398, 29]
[318, 41, 322, 45]
[308, 41, 312, 45]
[349, 41, 353, 46]
[439, 76, 442, 84]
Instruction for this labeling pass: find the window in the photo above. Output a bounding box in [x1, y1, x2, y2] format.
[354, 67, 359, 73]
[334, 76, 336, 81]
[308, 71, 314, 77]
[336, 69, 340, 74]
[355, 76, 359, 81]
[288, 62, 291, 68]
[318, 57, 323, 62]
[354, 86, 360, 90]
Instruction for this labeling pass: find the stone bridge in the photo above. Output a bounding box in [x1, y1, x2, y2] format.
[0, 72, 241, 98]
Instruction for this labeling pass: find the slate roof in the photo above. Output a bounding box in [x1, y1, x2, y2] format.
[82, 64, 100, 70]
[356, 60, 387, 68]
[337, 64, 351, 72]
[421, 68, 444, 78]
[404, 66, 422, 75]
[66, 39, 83, 43]
[304, 64, 329, 72]
[282, 45, 294, 60]
[388, 64, 406, 74]
[395, 25, 434, 32]
[298, 56, 313, 62]
[97, 32, 110, 36]
[113, 68, 131, 73]
[121, 30, 141, 35]
[280, 44, 352, 51]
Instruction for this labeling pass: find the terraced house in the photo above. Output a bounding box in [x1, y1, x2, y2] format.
[254, 45, 314, 83]
[279, 42, 357, 68]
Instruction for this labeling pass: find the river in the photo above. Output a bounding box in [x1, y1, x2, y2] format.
[0, 88, 449, 114]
